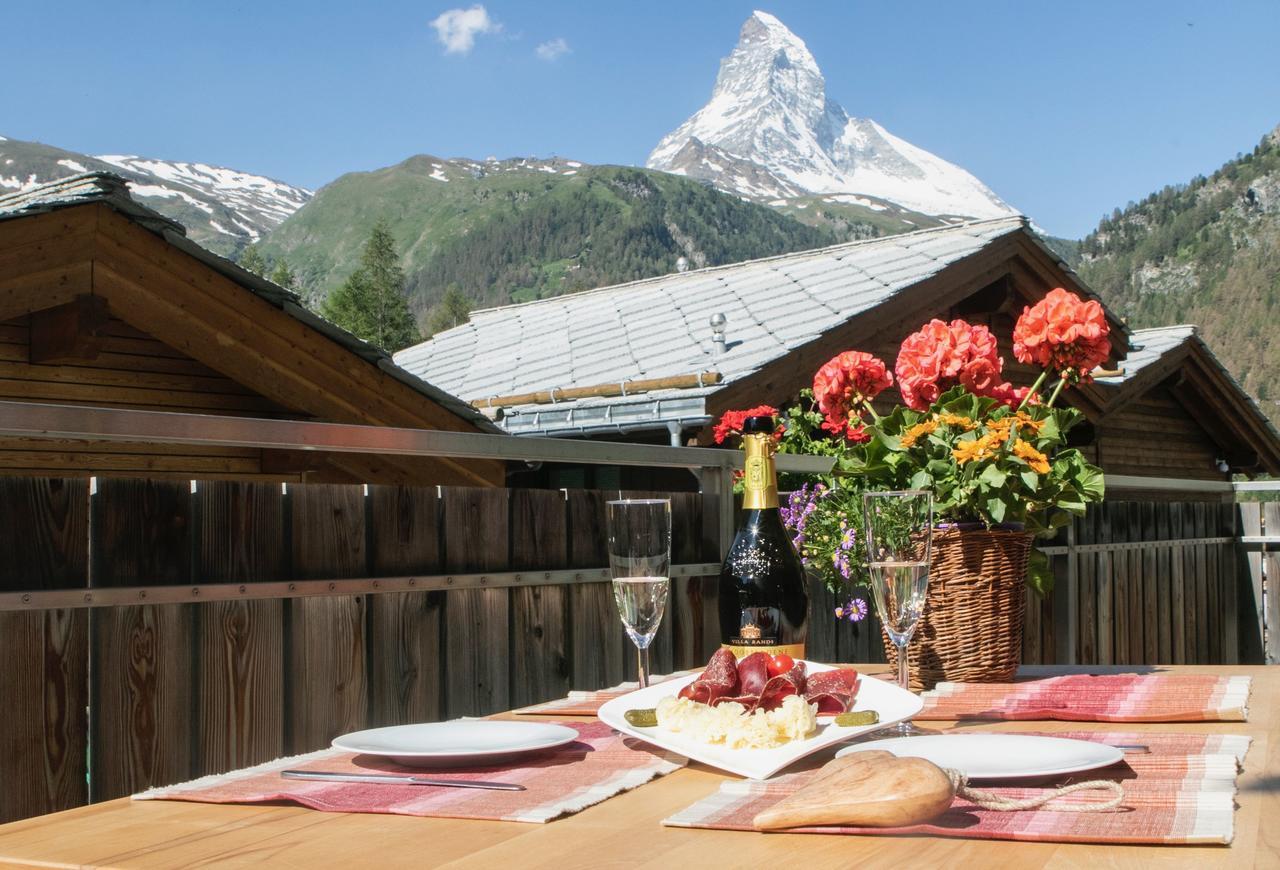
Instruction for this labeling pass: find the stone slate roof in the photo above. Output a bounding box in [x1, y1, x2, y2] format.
[395, 216, 1044, 435]
[0, 173, 497, 432]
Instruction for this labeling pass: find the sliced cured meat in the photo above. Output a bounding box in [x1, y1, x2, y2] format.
[804, 668, 860, 714]
[756, 661, 807, 712]
[679, 648, 739, 705]
[736, 652, 771, 697]
[709, 651, 772, 709]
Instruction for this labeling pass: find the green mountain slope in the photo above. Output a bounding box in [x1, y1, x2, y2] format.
[1077, 124, 1280, 422]
[259, 155, 836, 322]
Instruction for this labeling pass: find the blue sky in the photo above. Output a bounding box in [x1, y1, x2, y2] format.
[3, 1, 1278, 237]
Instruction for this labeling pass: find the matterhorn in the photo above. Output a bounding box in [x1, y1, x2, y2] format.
[648, 11, 1018, 221]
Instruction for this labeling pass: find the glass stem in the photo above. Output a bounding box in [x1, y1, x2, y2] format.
[637, 645, 651, 689]
[896, 639, 910, 692]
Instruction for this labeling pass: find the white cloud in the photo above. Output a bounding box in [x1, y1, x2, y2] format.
[535, 37, 570, 61]
[430, 5, 500, 55]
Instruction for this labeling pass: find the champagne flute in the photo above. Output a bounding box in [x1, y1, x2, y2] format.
[863, 490, 932, 736]
[606, 499, 672, 689]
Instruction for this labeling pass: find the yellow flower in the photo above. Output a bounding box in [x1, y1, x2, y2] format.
[934, 412, 977, 431]
[1014, 411, 1044, 434]
[900, 419, 938, 448]
[1013, 439, 1051, 474]
[953, 433, 1001, 465]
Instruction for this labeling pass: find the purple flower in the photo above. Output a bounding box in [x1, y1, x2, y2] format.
[842, 598, 868, 622]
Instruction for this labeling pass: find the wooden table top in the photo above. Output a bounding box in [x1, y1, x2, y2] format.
[0, 664, 1274, 869]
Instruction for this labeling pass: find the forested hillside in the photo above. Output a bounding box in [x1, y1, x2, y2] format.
[259, 156, 837, 327]
[1078, 125, 1280, 421]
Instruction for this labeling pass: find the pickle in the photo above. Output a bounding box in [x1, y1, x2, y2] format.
[624, 708, 659, 728]
[834, 710, 880, 727]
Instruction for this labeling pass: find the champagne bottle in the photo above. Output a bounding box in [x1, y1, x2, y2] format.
[718, 415, 809, 659]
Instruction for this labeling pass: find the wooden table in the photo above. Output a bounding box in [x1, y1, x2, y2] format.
[0, 665, 1275, 869]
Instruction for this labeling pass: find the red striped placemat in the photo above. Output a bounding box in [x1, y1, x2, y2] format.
[664, 731, 1251, 845]
[134, 722, 684, 824]
[917, 674, 1251, 722]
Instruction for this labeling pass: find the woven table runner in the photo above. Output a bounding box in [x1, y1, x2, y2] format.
[917, 674, 1251, 722]
[664, 731, 1251, 845]
[134, 722, 684, 824]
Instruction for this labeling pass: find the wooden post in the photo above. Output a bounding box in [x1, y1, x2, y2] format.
[1238, 502, 1264, 664]
[1266, 504, 1280, 665]
[1052, 523, 1078, 664]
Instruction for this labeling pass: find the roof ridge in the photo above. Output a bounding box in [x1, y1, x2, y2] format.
[466, 214, 1029, 319]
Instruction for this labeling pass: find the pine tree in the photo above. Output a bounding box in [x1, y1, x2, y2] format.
[238, 244, 268, 277]
[270, 259, 298, 291]
[427, 285, 472, 335]
[320, 221, 420, 352]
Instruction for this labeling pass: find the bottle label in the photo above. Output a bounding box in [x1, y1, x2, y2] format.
[721, 642, 806, 660]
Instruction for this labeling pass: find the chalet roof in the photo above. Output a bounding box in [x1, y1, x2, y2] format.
[0, 173, 497, 433]
[1099, 324, 1280, 466]
[395, 216, 1086, 436]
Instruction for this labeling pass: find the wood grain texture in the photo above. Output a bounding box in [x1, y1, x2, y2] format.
[0, 609, 87, 824]
[509, 489, 570, 708]
[90, 479, 193, 802]
[367, 485, 444, 727]
[0, 477, 89, 591]
[287, 484, 368, 752]
[193, 482, 286, 775]
[442, 487, 510, 717]
[1237, 503, 1264, 664]
[566, 490, 626, 689]
[670, 493, 717, 669]
[1266, 503, 1280, 665]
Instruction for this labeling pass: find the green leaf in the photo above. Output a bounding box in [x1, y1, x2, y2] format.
[979, 464, 1008, 488]
[1026, 548, 1054, 596]
[985, 496, 1007, 524]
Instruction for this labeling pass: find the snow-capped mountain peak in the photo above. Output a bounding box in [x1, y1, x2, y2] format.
[647, 11, 1018, 220]
[0, 135, 311, 255]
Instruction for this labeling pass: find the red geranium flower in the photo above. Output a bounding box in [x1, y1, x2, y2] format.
[713, 405, 780, 444]
[895, 319, 1016, 410]
[812, 351, 892, 440]
[1013, 288, 1111, 382]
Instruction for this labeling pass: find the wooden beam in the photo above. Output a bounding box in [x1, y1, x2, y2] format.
[0, 262, 94, 325]
[29, 295, 110, 363]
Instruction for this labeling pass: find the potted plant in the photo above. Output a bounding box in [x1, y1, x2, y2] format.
[715, 289, 1109, 687]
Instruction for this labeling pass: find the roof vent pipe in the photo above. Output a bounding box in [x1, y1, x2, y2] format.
[710, 312, 728, 355]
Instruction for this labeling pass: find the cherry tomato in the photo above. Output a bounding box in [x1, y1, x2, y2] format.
[767, 653, 795, 677]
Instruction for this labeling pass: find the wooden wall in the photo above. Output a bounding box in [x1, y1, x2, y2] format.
[0, 478, 1253, 825]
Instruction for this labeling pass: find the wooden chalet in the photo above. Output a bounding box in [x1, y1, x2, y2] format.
[0, 174, 503, 486]
[397, 217, 1280, 497]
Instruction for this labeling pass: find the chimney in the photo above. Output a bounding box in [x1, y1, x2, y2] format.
[709, 312, 728, 354]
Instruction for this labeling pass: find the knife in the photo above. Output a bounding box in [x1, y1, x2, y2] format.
[280, 770, 526, 791]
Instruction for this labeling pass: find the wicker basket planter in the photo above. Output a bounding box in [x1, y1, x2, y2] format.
[881, 527, 1034, 690]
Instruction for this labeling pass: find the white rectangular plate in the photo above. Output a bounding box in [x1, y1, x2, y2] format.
[598, 661, 923, 779]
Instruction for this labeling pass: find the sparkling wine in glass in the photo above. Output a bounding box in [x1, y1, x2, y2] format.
[606, 499, 671, 688]
[863, 489, 932, 736]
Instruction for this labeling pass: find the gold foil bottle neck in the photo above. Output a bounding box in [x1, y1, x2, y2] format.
[741, 432, 779, 510]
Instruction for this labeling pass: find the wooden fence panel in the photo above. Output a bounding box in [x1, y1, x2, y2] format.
[0, 478, 88, 824]
[90, 479, 193, 802]
[1077, 506, 1098, 665]
[367, 485, 444, 727]
[510, 489, 571, 708]
[671, 492, 717, 669]
[566, 490, 626, 689]
[287, 484, 367, 753]
[1170, 503, 1187, 664]
[193, 481, 286, 775]
[443, 487, 510, 717]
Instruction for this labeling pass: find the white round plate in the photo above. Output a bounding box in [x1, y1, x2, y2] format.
[332, 721, 579, 768]
[836, 733, 1124, 780]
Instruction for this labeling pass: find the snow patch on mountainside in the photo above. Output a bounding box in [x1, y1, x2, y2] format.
[647, 11, 1018, 220]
